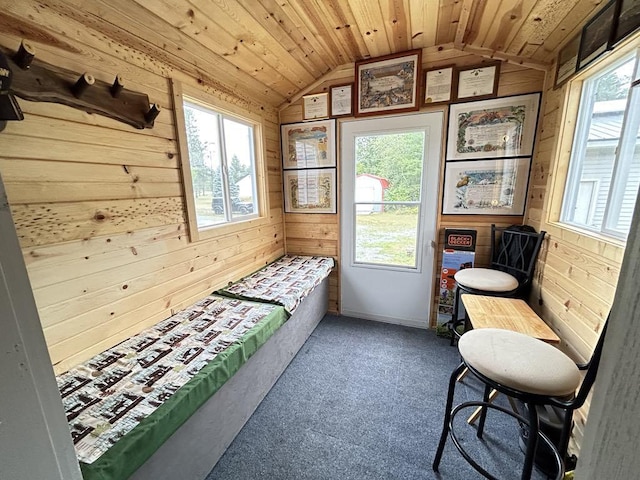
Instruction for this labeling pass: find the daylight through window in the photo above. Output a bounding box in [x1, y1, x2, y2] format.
[182, 100, 259, 230]
[561, 51, 640, 239]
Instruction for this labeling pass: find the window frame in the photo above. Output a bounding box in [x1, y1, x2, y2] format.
[547, 37, 640, 248]
[171, 79, 269, 242]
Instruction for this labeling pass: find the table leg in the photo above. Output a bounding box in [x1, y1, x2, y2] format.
[467, 389, 499, 424]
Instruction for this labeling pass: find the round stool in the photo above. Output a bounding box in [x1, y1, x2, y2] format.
[434, 328, 582, 480]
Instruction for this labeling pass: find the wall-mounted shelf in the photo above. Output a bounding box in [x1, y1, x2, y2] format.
[2, 41, 160, 130]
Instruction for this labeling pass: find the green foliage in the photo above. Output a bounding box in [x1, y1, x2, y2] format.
[595, 68, 631, 102]
[355, 132, 425, 201]
[184, 107, 214, 197]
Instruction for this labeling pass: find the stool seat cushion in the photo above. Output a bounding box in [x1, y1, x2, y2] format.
[459, 328, 581, 397]
[454, 268, 519, 292]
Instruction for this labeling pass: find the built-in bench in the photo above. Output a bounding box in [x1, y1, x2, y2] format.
[56, 255, 334, 480]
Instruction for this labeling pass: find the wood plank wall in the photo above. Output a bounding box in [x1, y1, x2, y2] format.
[0, 5, 286, 374]
[280, 47, 545, 322]
[524, 66, 622, 452]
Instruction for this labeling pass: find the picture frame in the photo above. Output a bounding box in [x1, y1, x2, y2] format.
[423, 65, 454, 105]
[281, 119, 336, 170]
[578, 0, 616, 69]
[302, 92, 329, 120]
[355, 49, 422, 117]
[283, 168, 337, 214]
[455, 62, 500, 101]
[446, 92, 541, 161]
[611, 0, 640, 47]
[554, 34, 581, 89]
[442, 157, 531, 215]
[330, 83, 353, 117]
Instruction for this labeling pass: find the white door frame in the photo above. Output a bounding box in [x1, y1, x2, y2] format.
[339, 112, 443, 328]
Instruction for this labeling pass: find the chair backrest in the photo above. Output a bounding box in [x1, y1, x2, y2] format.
[490, 224, 546, 288]
[573, 319, 609, 408]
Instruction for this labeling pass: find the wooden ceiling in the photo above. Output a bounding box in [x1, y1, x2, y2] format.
[4, 0, 604, 107]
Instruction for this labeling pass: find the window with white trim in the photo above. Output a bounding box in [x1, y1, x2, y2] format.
[182, 98, 259, 230]
[561, 51, 640, 239]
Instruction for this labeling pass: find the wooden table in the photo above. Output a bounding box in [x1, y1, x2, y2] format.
[461, 294, 560, 344]
[460, 294, 560, 423]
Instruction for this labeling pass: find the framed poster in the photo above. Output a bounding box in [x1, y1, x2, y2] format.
[423, 65, 454, 105]
[302, 92, 329, 120]
[355, 49, 422, 116]
[283, 168, 337, 213]
[446, 93, 541, 161]
[442, 157, 531, 215]
[455, 62, 500, 101]
[330, 83, 353, 117]
[281, 119, 336, 170]
[612, 0, 640, 46]
[554, 34, 581, 88]
[578, 0, 616, 69]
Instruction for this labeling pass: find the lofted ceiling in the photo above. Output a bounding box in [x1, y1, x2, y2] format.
[3, 0, 604, 108]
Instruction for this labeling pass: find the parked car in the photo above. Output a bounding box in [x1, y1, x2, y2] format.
[211, 197, 253, 215]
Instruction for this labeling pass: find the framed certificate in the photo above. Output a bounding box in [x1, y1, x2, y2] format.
[281, 119, 336, 170]
[330, 83, 353, 117]
[554, 34, 581, 89]
[302, 92, 329, 120]
[355, 49, 422, 116]
[442, 157, 531, 215]
[423, 65, 454, 105]
[455, 62, 500, 101]
[446, 93, 541, 161]
[283, 168, 337, 213]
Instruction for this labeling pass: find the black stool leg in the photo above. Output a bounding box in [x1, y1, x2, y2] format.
[433, 362, 466, 471]
[557, 407, 574, 466]
[476, 384, 492, 439]
[521, 402, 539, 480]
[450, 286, 461, 346]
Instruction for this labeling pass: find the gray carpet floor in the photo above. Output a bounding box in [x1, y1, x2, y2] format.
[207, 314, 552, 480]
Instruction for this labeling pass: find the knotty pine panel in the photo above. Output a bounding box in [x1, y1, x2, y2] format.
[0, 10, 284, 371]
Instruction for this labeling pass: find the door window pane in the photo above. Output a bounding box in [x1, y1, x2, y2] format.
[355, 204, 420, 267]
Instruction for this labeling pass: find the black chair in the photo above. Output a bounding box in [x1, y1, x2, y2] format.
[433, 320, 608, 480]
[449, 225, 546, 345]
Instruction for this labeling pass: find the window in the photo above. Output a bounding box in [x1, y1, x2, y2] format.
[181, 98, 260, 232]
[561, 51, 640, 239]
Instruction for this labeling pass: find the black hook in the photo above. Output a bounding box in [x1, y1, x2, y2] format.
[72, 73, 95, 98]
[145, 103, 161, 123]
[13, 40, 35, 70]
[111, 75, 124, 98]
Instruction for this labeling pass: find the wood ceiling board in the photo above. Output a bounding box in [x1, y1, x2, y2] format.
[135, 0, 300, 97]
[379, 0, 411, 53]
[436, 0, 457, 45]
[184, 0, 318, 88]
[529, 0, 603, 61]
[345, 0, 390, 59]
[310, 0, 370, 63]
[454, 0, 475, 46]
[286, 0, 353, 66]
[462, 0, 488, 46]
[454, 43, 550, 71]
[408, 0, 439, 49]
[504, 0, 582, 56]
[32, 0, 284, 107]
[478, 0, 538, 52]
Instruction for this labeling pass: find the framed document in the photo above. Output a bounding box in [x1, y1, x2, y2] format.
[554, 34, 581, 89]
[302, 92, 329, 120]
[355, 49, 422, 116]
[446, 93, 541, 161]
[283, 168, 337, 214]
[578, 0, 616, 69]
[281, 119, 336, 170]
[612, 0, 640, 47]
[442, 157, 531, 215]
[423, 65, 454, 105]
[330, 83, 353, 117]
[455, 62, 500, 101]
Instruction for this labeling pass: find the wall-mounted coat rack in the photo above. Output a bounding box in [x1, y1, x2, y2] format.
[1, 40, 160, 130]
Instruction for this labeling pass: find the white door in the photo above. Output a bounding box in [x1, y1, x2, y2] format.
[340, 112, 443, 328]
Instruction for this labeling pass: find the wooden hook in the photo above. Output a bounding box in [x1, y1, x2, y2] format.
[14, 40, 35, 70]
[145, 103, 161, 123]
[111, 75, 124, 98]
[72, 73, 95, 98]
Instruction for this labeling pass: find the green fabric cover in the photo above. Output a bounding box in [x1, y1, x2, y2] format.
[79, 306, 289, 480]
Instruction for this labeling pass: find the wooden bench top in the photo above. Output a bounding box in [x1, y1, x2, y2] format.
[461, 294, 560, 344]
